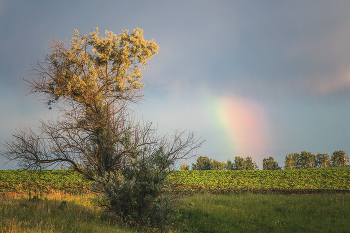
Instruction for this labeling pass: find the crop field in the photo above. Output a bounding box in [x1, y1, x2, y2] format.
[166, 168, 350, 194]
[0, 170, 92, 194]
[1, 168, 350, 194]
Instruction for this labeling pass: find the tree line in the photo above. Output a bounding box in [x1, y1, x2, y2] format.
[284, 150, 349, 169]
[180, 150, 349, 171]
[180, 155, 259, 170]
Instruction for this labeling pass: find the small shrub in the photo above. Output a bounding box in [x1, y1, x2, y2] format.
[91, 148, 174, 231]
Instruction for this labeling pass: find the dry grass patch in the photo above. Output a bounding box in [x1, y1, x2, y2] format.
[0, 191, 138, 233]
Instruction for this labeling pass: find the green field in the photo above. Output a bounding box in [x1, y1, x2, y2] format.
[166, 168, 350, 194]
[1, 168, 350, 232]
[0, 170, 92, 194]
[1, 168, 350, 194]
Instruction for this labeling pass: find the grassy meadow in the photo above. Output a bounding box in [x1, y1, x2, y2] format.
[1, 168, 350, 232]
[175, 192, 350, 233]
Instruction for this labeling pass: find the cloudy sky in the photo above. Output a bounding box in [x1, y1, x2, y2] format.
[1, 0, 350, 169]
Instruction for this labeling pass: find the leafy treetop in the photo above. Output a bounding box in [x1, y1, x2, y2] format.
[28, 27, 159, 108]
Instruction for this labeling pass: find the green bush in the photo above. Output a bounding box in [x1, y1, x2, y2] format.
[90, 148, 173, 230]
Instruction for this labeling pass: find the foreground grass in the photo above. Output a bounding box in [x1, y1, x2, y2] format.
[2, 192, 350, 232]
[0, 192, 142, 233]
[174, 193, 350, 233]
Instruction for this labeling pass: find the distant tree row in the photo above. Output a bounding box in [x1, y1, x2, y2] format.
[180, 150, 349, 171]
[180, 155, 259, 170]
[284, 150, 349, 169]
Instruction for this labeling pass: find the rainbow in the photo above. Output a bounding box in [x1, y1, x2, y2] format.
[204, 93, 271, 161]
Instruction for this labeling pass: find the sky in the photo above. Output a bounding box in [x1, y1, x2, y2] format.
[1, 0, 350, 169]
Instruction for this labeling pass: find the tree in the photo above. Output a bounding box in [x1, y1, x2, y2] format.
[284, 153, 299, 170]
[191, 155, 211, 170]
[179, 161, 190, 170]
[315, 153, 330, 168]
[211, 159, 226, 170]
[262, 157, 281, 170]
[1, 28, 204, 228]
[245, 156, 259, 170]
[233, 156, 245, 170]
[231, 156, 258, 170]
[3, 28, 159, 176]
[331, 150, 349, 167]
[191, 162, 197, 170]
[298, 151, 316, 169]
[226, 159, 233, 170]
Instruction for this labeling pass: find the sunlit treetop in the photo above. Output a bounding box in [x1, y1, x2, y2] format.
[29, 27, 159, 108]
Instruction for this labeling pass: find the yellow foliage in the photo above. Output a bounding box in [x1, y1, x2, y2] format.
[29, 27, 158, 107]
